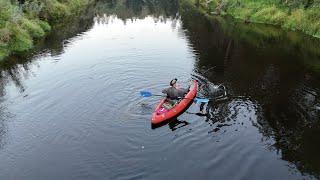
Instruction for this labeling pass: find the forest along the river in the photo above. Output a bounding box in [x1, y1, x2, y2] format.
[0, 0, 319, 179]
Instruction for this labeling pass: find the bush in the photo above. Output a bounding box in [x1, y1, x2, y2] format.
[0, 48, 9, 60]
[68, 0, 90, 13]
[7, 23, 33, 52]
[283, 9, 305, 30]
[41, 0, 70, 22]
[228, 7, 254, 20]
[21, 18, 45, 38]
[0, 28, 11, 44]
[0, 0, 91, 60]
[0, 28, 9, 59]
[23, 0, 44, 18]
[251, 6, 288, 24]
[36, 20, 51, 32]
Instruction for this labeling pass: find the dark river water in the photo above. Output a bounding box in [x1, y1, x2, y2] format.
[0, 0, 320, 179]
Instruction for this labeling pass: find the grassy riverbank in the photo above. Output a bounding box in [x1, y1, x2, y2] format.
[179, 0, 320, 72]
[192, 0, 320, 38]
[0, 0, 91, 60]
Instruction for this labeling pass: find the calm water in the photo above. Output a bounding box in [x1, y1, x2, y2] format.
[0, 0, 320, 179]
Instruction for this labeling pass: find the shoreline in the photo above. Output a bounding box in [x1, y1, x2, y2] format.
[184, 0, 320, 39]
[0, 0, 92, 60]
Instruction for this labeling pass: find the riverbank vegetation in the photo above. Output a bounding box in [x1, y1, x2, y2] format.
[179, 0, 320, 72]
[193, 0, 320, 38]
[0, 0, 91, 60]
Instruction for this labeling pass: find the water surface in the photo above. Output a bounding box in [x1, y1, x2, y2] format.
[0, 0, 319, 179]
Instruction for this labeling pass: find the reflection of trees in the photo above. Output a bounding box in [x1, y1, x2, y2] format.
[0, 0, 99, 152]
[0, 0, 181, 110]
[0, 81, 9, 148]
[180, 2, 320, 177]
[0, 0, 318, 176]
[0, 0, 98, 90]
[94, 0, 179, 24]
[38, 5, 96, 56]
[0, 57, 33, 150]
[0, 0, 181, 148]
[0, 64, 12, 151]
[0, 105, 8, 150]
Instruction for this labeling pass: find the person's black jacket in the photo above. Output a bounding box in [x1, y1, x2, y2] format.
[162, 87, 188, 100]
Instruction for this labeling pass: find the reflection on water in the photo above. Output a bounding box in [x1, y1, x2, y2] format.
[0, 105, 9, 149]
[168, 118, 190, 131]
[180, 1, 320, 177]
[0, 0, 319, 179]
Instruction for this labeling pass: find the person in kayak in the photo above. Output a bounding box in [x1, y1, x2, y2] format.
[162, 78, 189, 105]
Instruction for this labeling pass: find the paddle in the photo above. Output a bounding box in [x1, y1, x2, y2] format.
[194, 97, 209, 103]
[140, 91, 163, 97]
[140, 91, 210, 103]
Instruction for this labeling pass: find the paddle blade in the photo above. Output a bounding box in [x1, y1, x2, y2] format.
[140, 91, 153, 97]
[194, 98, 209, 103]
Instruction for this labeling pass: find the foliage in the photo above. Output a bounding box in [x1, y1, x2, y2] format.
[36, 19, 51, 32]
[22, 0, 44, 18]
[0, 0, 91, 60]
[194, 0, 320, 38]
[180, 0, 320, 73]
[251, 6, 288, 24]
[21, 18, 45, 38]
[7, 23, 33, 52]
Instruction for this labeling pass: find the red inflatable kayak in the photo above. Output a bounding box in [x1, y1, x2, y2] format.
[151, 80, 198, 125]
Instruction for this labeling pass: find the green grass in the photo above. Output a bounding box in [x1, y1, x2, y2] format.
[0, 0, 92, 61]
[197, 0, 320, 38]
[180, 0, 320, 73]
[250, 6, 288, 24]
[283, 8, 320, 36]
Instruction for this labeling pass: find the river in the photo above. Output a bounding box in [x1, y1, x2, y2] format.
[0, 0, 319, 179]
